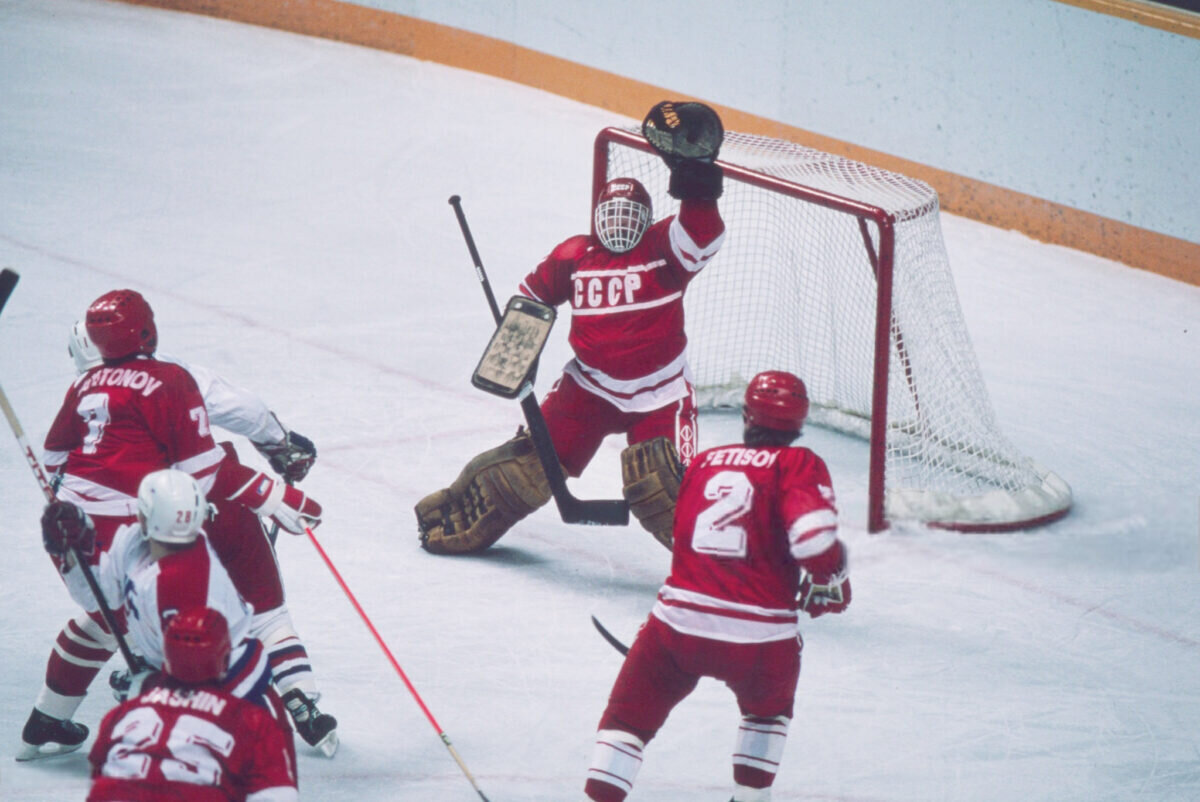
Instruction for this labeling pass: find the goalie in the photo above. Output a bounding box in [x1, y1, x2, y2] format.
[417, 101, 726, 555]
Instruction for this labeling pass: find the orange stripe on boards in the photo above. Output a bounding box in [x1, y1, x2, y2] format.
[117, 0, 1200, 286]
[1051, 0, 1200, 40]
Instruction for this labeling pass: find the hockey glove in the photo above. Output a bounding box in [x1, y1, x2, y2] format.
[254, 429, 317, 483]
[41, 501, 96, 559]
[214, 449, 322, 534]
[642, 100, 724, 167]
[233, 474, 322, 534]
[109, 657, 153, 702]
[797, 539, 851, 618]
[668, 159, 723, 201]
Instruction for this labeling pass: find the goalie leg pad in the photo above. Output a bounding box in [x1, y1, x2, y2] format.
[621, 437, 683, 551]
[416, 429, 552, 555]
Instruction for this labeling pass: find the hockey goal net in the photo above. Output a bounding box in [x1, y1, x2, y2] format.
[594, 126, 1071, 533]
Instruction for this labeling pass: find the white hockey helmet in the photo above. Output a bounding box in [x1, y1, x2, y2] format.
[68, 319, 103, 374]
[137, 469, 207, 544]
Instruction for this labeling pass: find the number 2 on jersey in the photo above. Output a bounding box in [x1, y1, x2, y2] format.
[691, 470, 754, 557]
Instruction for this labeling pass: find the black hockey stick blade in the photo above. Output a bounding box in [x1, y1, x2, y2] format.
[0, 269, 19, 317]
[591, 616, 630, 656]
[560, 496, 630, 527]
[520, 395, 629, 526]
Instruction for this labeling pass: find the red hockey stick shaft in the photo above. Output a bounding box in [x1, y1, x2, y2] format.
[303, 525, 490, 801]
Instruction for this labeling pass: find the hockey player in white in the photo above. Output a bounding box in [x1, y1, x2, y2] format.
[42, 321, 338, 755]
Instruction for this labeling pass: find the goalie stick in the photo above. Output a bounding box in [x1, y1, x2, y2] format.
[0, 269, 141, 671]
[448, 196, 630, 527]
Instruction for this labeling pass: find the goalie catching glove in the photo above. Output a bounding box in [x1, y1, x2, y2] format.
[253, 425, 317, 484]
[212, 443, 322, 533]
[643, 100, 723, 164]
[643, 100, 725, 201]
[415, 428, 552, 555]
[796, 538, 851, 618]
[621, 437, 683, 551]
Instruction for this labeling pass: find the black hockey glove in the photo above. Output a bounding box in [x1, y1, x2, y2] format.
[642, 100, 724, 167]
[41, 500, 96, 558]
[109, 657, 153, 702]
[255, 430, 317, 483]
[668, 159, 723, 201]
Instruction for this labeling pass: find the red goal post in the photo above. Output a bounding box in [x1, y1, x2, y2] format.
[593, 126, 1072, 533]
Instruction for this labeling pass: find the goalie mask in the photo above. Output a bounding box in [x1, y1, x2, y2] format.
[594, 178, 652, 254]
[137, 469, 208, 545]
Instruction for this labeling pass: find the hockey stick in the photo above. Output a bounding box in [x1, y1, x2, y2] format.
[0, 268, 18, 314]
[0, 270, 140, 670]
[448, 195, 629, 526]
[590, 615, 630, 656]
[303, 524, 491, 801]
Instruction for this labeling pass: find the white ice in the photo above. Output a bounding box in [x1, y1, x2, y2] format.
[1, 1, 1199, 800]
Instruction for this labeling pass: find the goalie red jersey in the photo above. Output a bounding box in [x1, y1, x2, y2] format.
[653, 443, 839, 643]
[44, 356, 225, 522]
[88, 678, 297, 802]
[519, 198, 724, 413]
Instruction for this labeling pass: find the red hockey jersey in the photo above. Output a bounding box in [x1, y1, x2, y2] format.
[519, 199, 724, 412]
[88, 677, 297, 802]
[43, 356, 226, 518]
[653, 443, 839, 643]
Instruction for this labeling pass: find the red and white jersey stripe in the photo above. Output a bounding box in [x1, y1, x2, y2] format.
[63, 526, 253, 670]
[519, 198, 723, 412]
[44, 356, 225, 517]
[655, 443, 840, 644]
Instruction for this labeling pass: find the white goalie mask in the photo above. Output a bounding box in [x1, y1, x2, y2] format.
[68, 319, 103, 375]
[137, 469, 208, 545]
[594, 178, 653, 254]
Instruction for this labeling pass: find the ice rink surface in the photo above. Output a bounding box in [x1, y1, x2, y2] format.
[1, 1, 1199, 799]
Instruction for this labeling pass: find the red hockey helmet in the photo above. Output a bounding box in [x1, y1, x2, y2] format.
[594, 177, 652, 253]
[85, 289, 157, 360]
[163, 607, 231, 685]
[744, 370, 809, 432]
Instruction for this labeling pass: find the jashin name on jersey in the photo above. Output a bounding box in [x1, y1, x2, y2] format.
[78, 367, 164, 397]
[142, 685, 228, 716]
[699, 446, 780, 470]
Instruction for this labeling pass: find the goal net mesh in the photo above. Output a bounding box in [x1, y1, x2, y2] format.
[598, 128, 1071, 531]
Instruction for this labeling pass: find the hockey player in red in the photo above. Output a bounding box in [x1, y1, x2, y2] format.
[417, 101, 726, 555]
[88, 607, 298, 802]
[17, 289, 321, 760]
[68, 317, 338, 754]
[584, 371, 852, 802]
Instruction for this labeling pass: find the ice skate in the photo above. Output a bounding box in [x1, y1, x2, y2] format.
[16, 708, 88, 761]
[283, 688, 338, 757]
